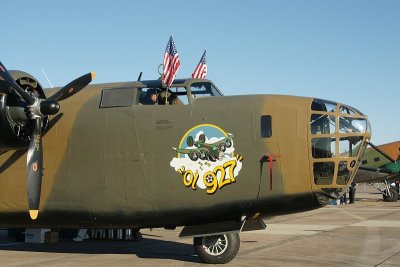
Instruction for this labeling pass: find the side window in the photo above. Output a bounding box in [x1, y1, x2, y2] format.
[100, 88, 134, 108]
[139, 88, 160, 105]
[260, 115, 272, 138]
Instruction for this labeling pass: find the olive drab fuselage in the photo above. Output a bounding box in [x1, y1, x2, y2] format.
[0, 78, 371, 228]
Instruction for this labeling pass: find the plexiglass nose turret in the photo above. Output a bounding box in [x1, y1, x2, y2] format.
[309, 99, 371, 204]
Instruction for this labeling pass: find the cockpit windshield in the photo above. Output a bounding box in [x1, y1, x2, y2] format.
[190, 82, 222, 98]
[138, 81, 222, 105]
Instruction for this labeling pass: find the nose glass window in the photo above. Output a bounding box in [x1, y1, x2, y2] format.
[311, 114, 335, 134]
[311, 99, 336, 112]
[313, 162, 335, 185]
[339, 117, 368, 133]
[312, 138, 336, 158]
[337, 161, 352, 185]
[339, 105, 364, 116]
[339, 136, 363, 157]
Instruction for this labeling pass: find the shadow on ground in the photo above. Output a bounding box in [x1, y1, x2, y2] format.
[0, 235, 201, 263]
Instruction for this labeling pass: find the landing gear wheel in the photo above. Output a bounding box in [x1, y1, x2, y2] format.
[189, 151, 199, 161]
[219, 143, 226, 152]
[200, 150, 208, 160]
[383, 188, 398, 202]
[208, 155, 217, 162]
[194, 233, 240, 264]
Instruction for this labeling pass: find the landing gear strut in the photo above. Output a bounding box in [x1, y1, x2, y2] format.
[371, 181, 399, 202]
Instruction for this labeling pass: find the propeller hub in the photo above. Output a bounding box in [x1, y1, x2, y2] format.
[40, 100, 60, 115]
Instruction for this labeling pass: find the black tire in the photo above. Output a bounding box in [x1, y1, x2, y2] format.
[208, 155, 217, 162]
[200, 150, 208, 160]
[189, 151, 199, 161]
[383, 188, 398, 202]
[219, 143, 226, 152]
[194, 233, 240, 264]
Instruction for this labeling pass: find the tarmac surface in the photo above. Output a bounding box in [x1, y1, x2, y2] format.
[0, 185, 399, 266]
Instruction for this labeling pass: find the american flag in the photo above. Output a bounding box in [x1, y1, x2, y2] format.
[163, 36, 181, 87]
[191, 50, 207, 79]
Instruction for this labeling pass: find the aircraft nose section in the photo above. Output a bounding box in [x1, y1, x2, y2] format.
[309, 99, 371, 205]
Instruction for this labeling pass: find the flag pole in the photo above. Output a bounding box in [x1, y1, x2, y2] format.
[162, 35, 180, 105]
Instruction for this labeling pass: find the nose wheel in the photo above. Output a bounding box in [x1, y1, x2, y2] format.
[194, 233, 240, 264]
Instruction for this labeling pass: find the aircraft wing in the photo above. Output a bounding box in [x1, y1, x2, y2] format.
[354, 141, 400, 184]
[353, 166, 399, 183]
[211, 133, 236, 145]
[172, 147, 193, 155]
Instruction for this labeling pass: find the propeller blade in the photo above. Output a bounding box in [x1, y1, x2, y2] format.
[0, 61, 35, 105]
[48, 72, 96, 102]
[27, 118, 43, 220]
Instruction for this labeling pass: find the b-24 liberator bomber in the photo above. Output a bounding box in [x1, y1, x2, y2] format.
[173, 133, 235, 162]
[0, 61, 371, 264]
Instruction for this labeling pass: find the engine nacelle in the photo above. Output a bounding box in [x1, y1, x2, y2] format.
[0, 71, 48, 150]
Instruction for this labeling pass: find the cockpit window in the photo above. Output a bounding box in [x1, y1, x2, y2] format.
[311, 99, 336, 112]
[190, 82, 222, 98]
[138, 87, 188, 105]
[170, 87, 189, 104]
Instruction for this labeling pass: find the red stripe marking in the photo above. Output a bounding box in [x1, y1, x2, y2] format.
[266, 154, 282, 191]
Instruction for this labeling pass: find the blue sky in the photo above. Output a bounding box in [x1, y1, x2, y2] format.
[2, 0, 399, 144]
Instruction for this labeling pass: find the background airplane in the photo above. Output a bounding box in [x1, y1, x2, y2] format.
[353, 141, 400, 202]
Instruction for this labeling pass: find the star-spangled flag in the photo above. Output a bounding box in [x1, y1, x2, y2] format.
[163, 36, 181, 86]
[191, 50, 207, 79]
